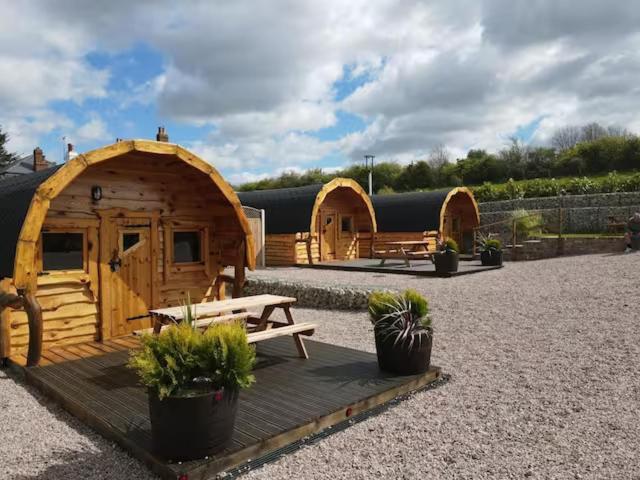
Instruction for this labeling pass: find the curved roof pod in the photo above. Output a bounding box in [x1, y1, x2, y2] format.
[238, 178, 377, 235]
[0, 140, 255, 290]
[372, 187, 479, 232]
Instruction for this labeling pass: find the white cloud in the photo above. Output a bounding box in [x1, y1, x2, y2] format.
[3, 110, 73, 156]
[189, 133, 338, 172]
[2, 0, 640, 177]
[70, 114, 112, 145]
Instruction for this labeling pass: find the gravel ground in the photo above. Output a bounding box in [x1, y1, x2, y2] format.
[2, 253, 640, 479]
[0, 369, 156, 479]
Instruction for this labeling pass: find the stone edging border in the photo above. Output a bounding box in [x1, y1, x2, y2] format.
[227, 276, 395, 311]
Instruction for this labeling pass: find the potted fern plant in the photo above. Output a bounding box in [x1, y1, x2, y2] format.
[369, 290, 433, 375]
[433, 238, 459, 273]
[128, 307, 255, 461]
[478, 235, 503, 266]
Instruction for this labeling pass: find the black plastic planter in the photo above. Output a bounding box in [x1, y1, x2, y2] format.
[374, 331, 432, 375]
[480, 249, 503, 266]
[433, 251, 459, 273]
[148, 388, 239, 461]
[632, 236, 640, 250]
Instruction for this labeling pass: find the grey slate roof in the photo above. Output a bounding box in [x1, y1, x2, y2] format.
[0, 154, 37, 177]
[237, 184, 324, 234]
[0, 165, 62, 279]
[371, 190, 450, 232]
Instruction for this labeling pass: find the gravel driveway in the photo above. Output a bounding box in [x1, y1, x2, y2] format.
[2, 253, 639, 479]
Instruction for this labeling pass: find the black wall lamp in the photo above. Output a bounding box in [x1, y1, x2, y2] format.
[91, 185, 102, 202]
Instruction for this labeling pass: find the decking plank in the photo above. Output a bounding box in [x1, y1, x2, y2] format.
[20, 337, 441, 480]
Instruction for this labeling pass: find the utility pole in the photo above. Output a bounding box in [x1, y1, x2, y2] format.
[364, 154, 375, 195]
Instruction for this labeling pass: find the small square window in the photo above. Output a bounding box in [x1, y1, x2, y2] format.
[341, 216, 353, 233]
[122, 233, 140, 251]
[42, 232, 84, 271]
[173, 231, 201, 263]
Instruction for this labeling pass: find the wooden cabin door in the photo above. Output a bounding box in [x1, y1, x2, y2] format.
[105, 217, 154, 337]
[320, 212, 337, 261]
[444, 215, 462, 251]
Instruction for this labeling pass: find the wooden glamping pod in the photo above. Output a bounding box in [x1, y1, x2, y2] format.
[372, 187, 480, 253]
[0, 137, 254, 366]
[238, 178, 377, 265]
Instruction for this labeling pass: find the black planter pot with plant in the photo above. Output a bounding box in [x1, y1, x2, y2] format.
[129, 304, 256, 461]
[369, 290, 433, 375]
[148, 387, 239, 460]
[478, 236, 503, 266]
[433, 238, 459, 273]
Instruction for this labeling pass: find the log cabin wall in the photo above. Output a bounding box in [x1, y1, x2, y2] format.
[442, 191, 480, 252]
[240, 179, 376, 267]
[264, 188, 375, 266]
[371, 188, 479, 255]
[265, 234, 297, 265]
[5, 150, 246, 355]
[314, 187, 373, 262]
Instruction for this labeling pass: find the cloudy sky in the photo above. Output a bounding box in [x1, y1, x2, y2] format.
[2, 1, 639, 184]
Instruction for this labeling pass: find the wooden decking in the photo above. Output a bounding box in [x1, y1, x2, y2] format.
[297, 257, 503, 277]
[12, 337, 441, 480]
[9, 335, 139, 367]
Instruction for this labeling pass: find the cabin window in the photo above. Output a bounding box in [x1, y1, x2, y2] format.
[341, 216, 354, 234]
[122, 233, 140, 252]
[42, 232, 84, 271]
[173, 231, 202, 263]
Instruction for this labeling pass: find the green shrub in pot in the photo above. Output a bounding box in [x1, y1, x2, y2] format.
[477, 234, 503, 266]
[129, 317, 255, 460]
[368, 290, 433, 375]
[433, 238, 459, 273]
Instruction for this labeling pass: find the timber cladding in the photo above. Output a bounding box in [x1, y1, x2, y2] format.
[239, 178, 377, 266]
[372, 187, 480, 254]
[0, 140, 254, 359]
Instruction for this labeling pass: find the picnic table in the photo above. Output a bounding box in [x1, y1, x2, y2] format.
[606, 215, 627, 234]
[373, 240, 433, 267]
[143, 294, 316, 359]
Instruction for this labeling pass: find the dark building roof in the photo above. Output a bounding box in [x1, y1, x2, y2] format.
[371, 190, 451, 232]
[0, 153, 54, 177]
[237, 184, 324, 234]
[0, 165, 62, 279]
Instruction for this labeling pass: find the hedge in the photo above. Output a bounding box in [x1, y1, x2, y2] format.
[471, 171, 640, 203]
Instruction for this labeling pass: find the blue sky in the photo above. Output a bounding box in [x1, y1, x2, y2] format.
[35, 44, 374, 180]
[2, 1, 639, 185]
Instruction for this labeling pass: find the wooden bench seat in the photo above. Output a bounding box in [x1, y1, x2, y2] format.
[247, 322, 316, 344]
[405, 251, 431, 257]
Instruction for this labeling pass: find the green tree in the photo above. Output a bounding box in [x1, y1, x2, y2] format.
[524, 147, 555, 178]
[0, 127, 18, 167]
[457, 149, 507, 184]
[394, 160, 433, 191]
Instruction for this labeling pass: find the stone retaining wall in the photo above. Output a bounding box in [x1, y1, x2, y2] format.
[506, 236, 625, 261]
[480, 192, 640, 234]
[229, 276, 393, 311]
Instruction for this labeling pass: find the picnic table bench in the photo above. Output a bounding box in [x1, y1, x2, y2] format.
[373, 240, 433, 267]
[137, 294, 316, 359]
[606, 215, 627, 234]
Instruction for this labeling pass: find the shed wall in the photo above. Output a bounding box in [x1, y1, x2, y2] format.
[5, 152, 246, 355]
